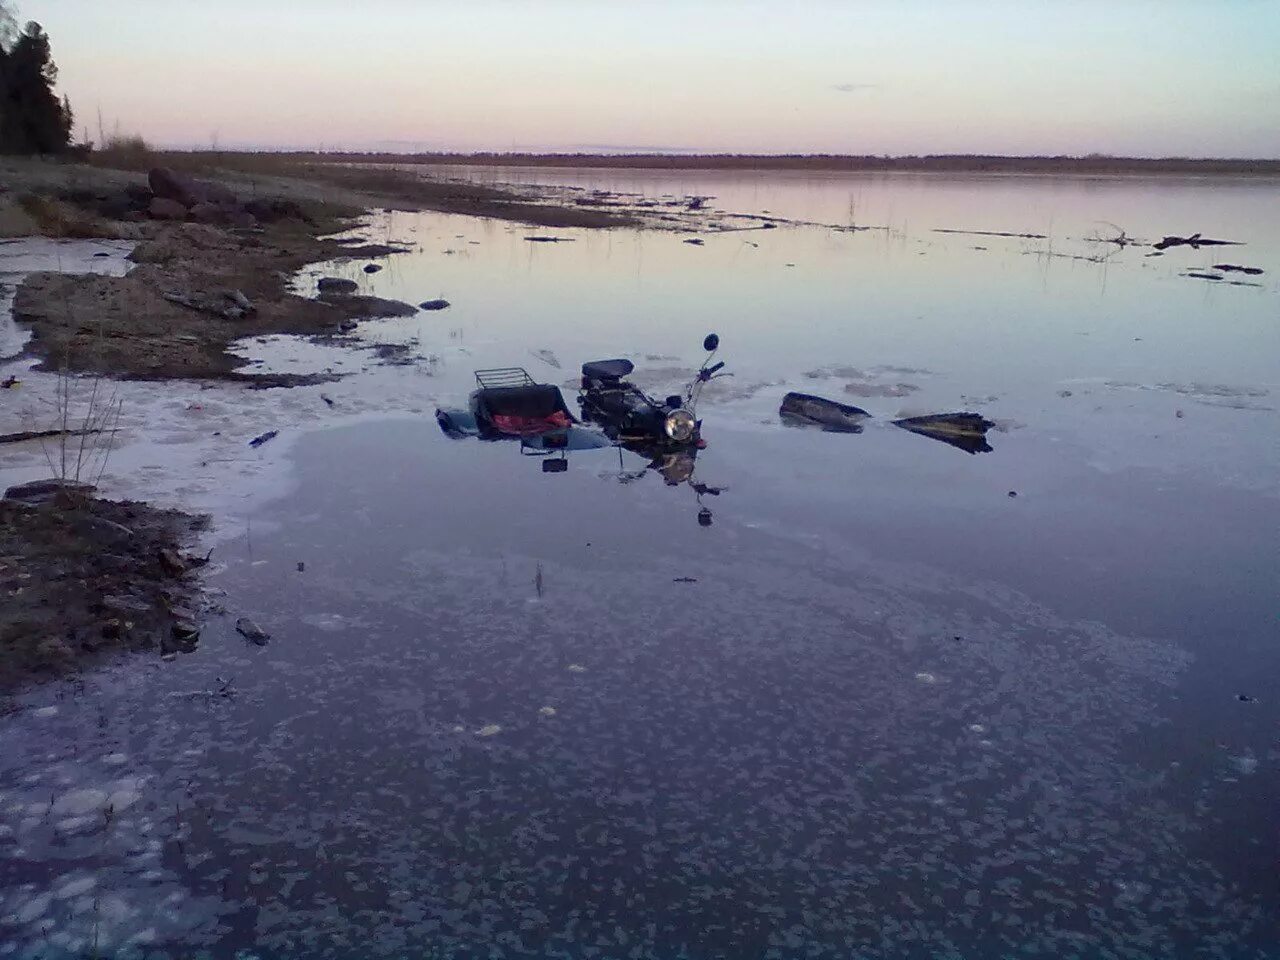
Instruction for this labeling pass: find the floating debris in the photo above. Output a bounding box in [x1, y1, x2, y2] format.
[248, 429, 279, 448]
[779, 392, 871, 432]
[892, 413, 995, 455]
[1152, 233, 1241, 251]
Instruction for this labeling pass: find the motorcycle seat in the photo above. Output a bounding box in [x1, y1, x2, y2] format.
[581, 359, 634, 381]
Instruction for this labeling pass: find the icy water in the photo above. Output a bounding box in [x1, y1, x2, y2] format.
[2, 172, 1279, 958]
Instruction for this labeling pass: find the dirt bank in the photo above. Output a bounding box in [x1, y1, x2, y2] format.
[12, 216, 418, 384]
[0, 484, 209, 695]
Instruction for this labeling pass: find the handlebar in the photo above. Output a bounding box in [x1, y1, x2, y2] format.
[700, 361, 726, 380]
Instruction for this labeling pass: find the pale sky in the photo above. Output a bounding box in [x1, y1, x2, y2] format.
[25, 0, 1280, 156]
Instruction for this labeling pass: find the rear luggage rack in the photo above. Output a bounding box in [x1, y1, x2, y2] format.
[474, 367, 537, 389]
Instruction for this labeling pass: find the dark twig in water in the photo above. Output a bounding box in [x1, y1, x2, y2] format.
[1, 427, 105, 446]
[1151, 233, 1241, 251]
[933, 228, 1049, 239]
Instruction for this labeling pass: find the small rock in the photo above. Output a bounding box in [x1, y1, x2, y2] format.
[158, 548, 187, 577]
[296, 561, 305, 572]
[683, 238, 705, 246]
[170, 620, 200, 643]
[188, 202, 229, 224]
[228, 209, 258, 230]
[363, 263, 382, 274]
[1237, 693, 1256, 703]
[101, 594, 152, 616]
[538, 706, 557, 717]
[1007, 490, 1018, 498]
[148, 197, 188, 221]
[418, 299, 450, 311]
[476, 724, 502, 737]
[317, 277, 358, 295]
[235, 618, 270, 645]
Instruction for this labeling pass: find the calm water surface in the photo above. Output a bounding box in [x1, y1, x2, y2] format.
[1, 172, 1277, 958]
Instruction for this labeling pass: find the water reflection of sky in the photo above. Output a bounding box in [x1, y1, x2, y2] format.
[2, 173, 1278, 956]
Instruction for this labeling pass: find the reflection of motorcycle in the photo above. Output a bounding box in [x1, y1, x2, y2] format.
[578, 334, 728, 449]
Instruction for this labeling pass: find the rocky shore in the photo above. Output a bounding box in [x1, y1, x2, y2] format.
[0, 481, 210, 694]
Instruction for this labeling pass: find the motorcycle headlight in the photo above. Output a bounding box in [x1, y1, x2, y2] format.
[663, 408, 696, 443]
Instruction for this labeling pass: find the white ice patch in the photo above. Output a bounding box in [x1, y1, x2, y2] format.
[51, 788, 108, 817]
[54, 876, 96, 900]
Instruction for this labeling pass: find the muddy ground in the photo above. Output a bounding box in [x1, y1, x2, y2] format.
[0, 484, 209, 695]
[11, 219, 417, 384]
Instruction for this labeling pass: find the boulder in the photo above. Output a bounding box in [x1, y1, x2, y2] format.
[318, 277, 358, 295]
[188, 202, 229, 224]
[148, 197, 188, 221]
[148, 167, 197, 206]
[243, 197, 309, 223]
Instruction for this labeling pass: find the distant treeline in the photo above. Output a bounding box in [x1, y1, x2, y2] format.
[244, 152, 1280, 177]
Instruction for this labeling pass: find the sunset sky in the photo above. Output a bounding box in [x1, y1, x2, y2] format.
[27, 0, 1280, 156]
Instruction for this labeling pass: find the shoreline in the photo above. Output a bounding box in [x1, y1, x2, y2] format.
[153, 151, 1280, 179]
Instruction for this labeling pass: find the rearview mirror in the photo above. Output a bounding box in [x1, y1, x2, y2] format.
[703, 333, 719, 352]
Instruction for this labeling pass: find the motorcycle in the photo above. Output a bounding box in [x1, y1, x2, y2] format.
[436, 333, 729, 469]
[577, 333, 729, 448]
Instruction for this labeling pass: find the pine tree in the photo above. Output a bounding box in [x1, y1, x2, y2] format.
[0, 20, 72, 154]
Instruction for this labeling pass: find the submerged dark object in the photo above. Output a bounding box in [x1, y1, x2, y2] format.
[235, 618, 270, 645]
[779, 392, 995, 454]
[1151, 233, 1241, 251]
[892, 413, 995, 455]
[248, 430, 278, 448]
[779, 391, 871, 433]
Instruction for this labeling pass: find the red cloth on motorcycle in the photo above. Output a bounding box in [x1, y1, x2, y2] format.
[491, 410, 573, 436]
[475, 384, 574, 436]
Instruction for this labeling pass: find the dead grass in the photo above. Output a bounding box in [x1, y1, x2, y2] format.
[15, 193, 114, 239]
[90, 132, 154, 172]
